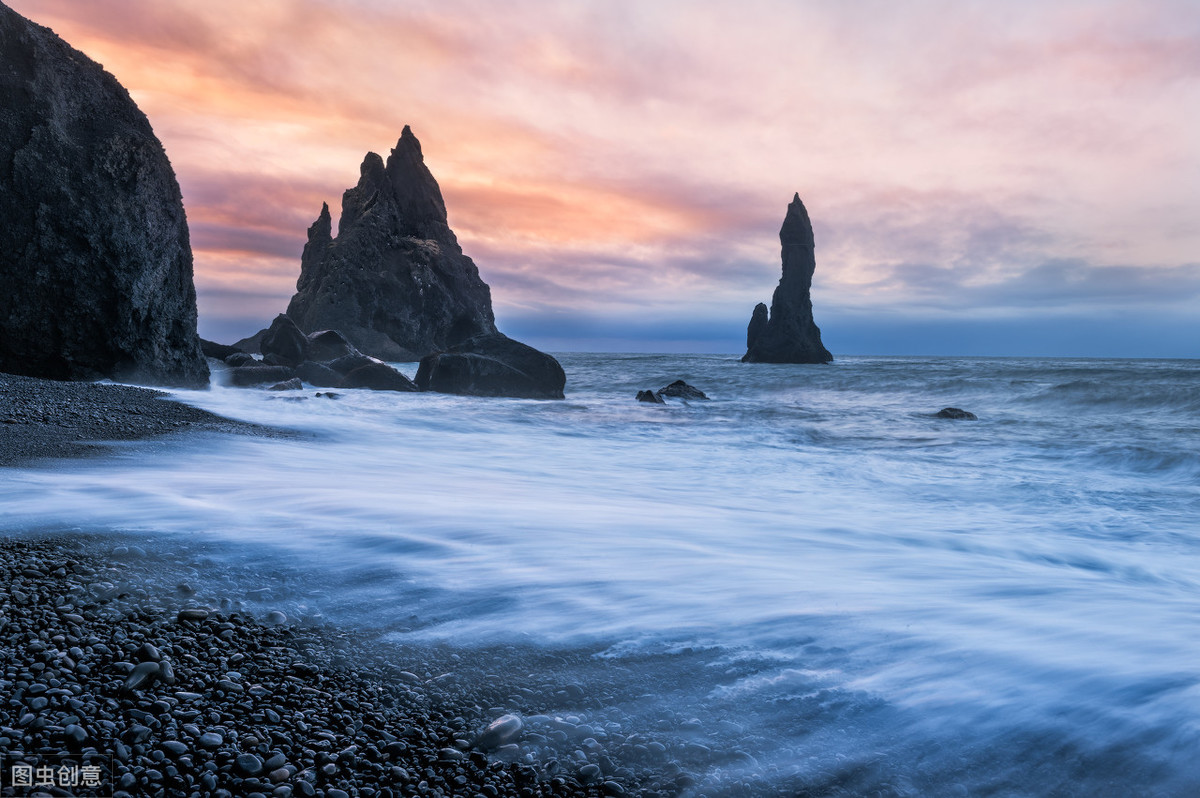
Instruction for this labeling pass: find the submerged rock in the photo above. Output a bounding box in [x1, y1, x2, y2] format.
[415, 333, 565, 399]
[0, 4, 208, 387]
[935, 407, 977, 420]
[636, 389, 665, 404]
[659, 380, 709, 400]
[268, 378, 303, 391]
[742, 194, 833, 364]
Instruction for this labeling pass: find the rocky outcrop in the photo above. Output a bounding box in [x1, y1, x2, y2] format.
[200, 339, 242, 361]
[636, 390, 665, 404]
[0, 3, 209, 387]
[221, 327, 417, 392]
[415, 333, 565, 399]
[285, 127, 498, 362]
[742, 194, 832, 365]
[635, 380, 709, 404]
[935, 407, 977, 420]
[259, 314, 308, 367]
[342, 362, 418, 392]
[659, 380, 709, 400]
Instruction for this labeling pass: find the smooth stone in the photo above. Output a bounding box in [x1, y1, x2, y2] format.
[475, 714, 523, 750]
[177, 608, 209, 622]
[579, 764, 602, 783]
[161, 740, 188, 756]
[236, 753, 264, 775]
[199, 732, 223, 748]
[123, 660, 160, 691]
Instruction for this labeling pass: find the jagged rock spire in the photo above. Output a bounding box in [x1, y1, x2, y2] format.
[285, 126, 497, 361]
[742, 193, 832, 364]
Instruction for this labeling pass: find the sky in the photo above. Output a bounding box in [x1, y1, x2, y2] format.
[10, 0, 1200, 356]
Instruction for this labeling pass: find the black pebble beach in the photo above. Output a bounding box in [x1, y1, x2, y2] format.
[0, 537, 641, 798]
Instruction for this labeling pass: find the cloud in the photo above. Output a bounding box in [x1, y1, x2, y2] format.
[9, 0, 1200, 355]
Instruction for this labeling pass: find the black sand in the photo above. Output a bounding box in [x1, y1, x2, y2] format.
[0, 372, 281, 467]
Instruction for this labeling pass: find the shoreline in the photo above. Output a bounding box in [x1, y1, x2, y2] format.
[0, 371, 287, 468]
[0, 534, 655, 797]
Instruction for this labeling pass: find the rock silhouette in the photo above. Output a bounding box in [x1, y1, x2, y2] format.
[0, 3, 208, 387]
[415, 333, 566, 400]
[742, 194, 832, 364]
[285, 127, 498, 362]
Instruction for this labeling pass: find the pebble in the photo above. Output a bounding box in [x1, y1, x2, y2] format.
[161, 740, 189, 756]
[0, 538, 651, 798]
[236, 753, 265, 775]
[475, 714, 524, 750]
[123, 660, 160, 691]
[177, 608, 210, 622]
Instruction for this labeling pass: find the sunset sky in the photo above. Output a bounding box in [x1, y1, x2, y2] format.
[10, 0, 1200, 356]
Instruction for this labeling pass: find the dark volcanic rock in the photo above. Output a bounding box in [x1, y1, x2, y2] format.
[260, 314, 309, 367]
[268, 378, 303, 391]
[342, 362, 419, 392]
[416, 333, 566, 399]
[659, 380, 709, 400]
[295, 361, 344, 387]
[200, 339, 243, 360]
[742, 194, 833, 364]
[227, 365, 296, 387]
[935, 407, 977, 420]
[285, 127, 498, 361]
[224, 352, 256, 367]
[305, 329, 359, 362]
[0, 4, 208, 387]
[232, 327, 268, 355]
[746, 303, 769, 351]
[636, 390, 665, 404]
[326, 352, 376, 375]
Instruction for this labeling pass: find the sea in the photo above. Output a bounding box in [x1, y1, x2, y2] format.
[3, 354, 1199, 796]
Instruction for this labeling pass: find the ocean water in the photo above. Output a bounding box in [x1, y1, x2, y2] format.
[3, 354, 1199, 795]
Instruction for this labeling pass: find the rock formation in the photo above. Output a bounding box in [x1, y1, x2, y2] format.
[742, 194, 832, 364]
[634, 380, 709, 404]
[221, 325, 418, 392]
[415, 333, 565, 400]
[0, 3, 209, 387]
[285, 126, 498, 362]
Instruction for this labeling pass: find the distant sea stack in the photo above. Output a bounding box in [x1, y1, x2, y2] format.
[742, 194, 833, 364]
[0, 2, 209, 387]
[284, 126, 498, 362]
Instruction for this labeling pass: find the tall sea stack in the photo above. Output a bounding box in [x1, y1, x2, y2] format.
[742, 193, 832, 364]
[285, 126, 498, 361]
[0, 2, 209, 387]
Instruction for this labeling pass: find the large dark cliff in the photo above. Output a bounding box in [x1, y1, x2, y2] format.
[0, 2, 209, 387]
